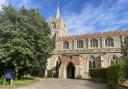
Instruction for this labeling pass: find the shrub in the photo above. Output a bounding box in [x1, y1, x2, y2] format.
[89, 68, 107, 81]
[89, 60, 128, 89]
[107, 64, 120, 83]
[106, 60, 128, 89]
[106, 64, 121, 89]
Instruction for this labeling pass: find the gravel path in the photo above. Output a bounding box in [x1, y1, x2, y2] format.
[16, 78, 106, 89]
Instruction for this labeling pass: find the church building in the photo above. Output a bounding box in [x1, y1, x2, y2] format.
[45, 3, 128, 79]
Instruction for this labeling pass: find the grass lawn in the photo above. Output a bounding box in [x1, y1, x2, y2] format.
[0, 76, 40, 88]
[0, 78, 3, 85]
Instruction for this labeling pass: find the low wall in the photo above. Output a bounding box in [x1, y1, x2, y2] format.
[119, 84, 128, 89]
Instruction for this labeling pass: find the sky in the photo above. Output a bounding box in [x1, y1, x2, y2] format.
[0, 0, 128, 35]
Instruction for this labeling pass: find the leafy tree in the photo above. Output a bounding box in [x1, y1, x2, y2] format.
[121, 38, 128, 59]
[0, 5, 52, 79]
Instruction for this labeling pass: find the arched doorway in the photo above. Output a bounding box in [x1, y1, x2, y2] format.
[66, 62, 75, 79]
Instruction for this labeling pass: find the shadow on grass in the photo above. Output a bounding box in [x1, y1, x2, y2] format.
[0, 79, 3, 84]
[19, 77, 35, 80]
[14, 77, 39, 86]
[0, 77, 40, 88]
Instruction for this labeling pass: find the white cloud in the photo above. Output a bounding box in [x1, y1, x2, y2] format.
[0, 0, 8, 11]
[63, 0, 128, 35]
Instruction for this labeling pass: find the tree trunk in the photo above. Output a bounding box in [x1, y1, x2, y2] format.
[15, 67, 19, 80]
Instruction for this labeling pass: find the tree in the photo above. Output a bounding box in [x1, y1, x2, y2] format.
[121, 38, 128, 59]
[121, 37, 128, 80]
[0, 5, 52, 79]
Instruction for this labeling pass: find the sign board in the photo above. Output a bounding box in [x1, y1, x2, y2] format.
[4, 69, 15, 79]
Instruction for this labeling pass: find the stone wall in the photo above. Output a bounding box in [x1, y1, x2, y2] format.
[46, 50, 122, 79]
[119, 85, 128, 89]
[55, 36, 126, 50]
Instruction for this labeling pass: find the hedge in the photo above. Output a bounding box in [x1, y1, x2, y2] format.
[89, 60, 128, 89]
[106, 63, 122, 89]
[106, 60, 128, 89]
[89, 68, 107, 81]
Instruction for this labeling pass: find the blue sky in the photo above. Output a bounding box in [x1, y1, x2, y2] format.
[0, 0, 128, 35]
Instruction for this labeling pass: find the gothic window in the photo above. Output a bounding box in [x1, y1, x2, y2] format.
[109, 55, 118, 65]
[124, 37, 128, 43]
[77, 40, 83, 48]
[56, 57, 61, 71]
[90, 39, 98, 48]
[63, 41, 69, 49]
[92, 61, 96, 68]
[52, 22, 56, 29]
[89, 61, 92, 68]
[89, 56, 96, 69]
[105, 38, 114, 47]
[89, 61, 96, 68]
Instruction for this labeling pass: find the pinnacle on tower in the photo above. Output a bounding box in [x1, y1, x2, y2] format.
[55, 0, 61, 19]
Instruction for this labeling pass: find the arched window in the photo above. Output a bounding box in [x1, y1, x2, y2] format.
[89, 61, 92, 68]
[90, 39, 98, 48]
[89, 55, 96, 69]
[56, 57, 61, 71]
[52, 22, 56, 29]
[92, 61, 96, 68]
[89, 61, 96, 68]
[63, 41, 69, 49]
[109, 55, 118, 65]
[124, 37, 128, 43]
[105, 38, 114, 47]
[77, 40, 83, 48]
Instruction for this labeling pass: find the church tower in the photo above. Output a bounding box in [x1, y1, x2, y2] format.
[48, 1, 67, 41]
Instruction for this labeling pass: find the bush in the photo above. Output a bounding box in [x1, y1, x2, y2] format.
[89, 68, 107, 81]
[106, 64, 121, 89]
[89, 60, 128, 89]
[107, 64, 120, 83]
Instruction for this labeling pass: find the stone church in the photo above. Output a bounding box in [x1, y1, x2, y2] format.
[45, 4, 128, 79]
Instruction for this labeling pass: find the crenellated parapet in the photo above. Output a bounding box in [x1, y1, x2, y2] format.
[56, 29, 128, 41]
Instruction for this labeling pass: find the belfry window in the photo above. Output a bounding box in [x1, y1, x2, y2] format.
[52, 22, 56, 29]
[105, 38, 114, 47]
[90, 39, 98, 48]
[77, 40, 83, 48]
[63, 41, 69, 49]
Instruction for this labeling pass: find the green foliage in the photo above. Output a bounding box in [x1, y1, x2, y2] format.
[89, 68, 107, 81]
[0, 78, 2, 84]
[0, 77, 39, 87]
[89, 60, 128, 89]
[0, 5, 52, 78]
[121, 38, 128, 58]
[107, 64, 120, 84]
[107, 60, 128, 84]
[106, 64, 121, 89]
[13, 77, 39, 87]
